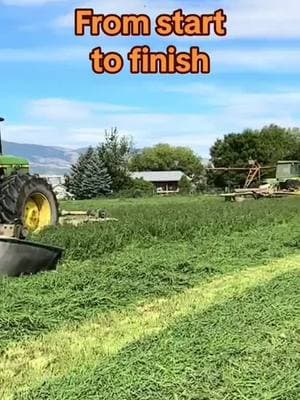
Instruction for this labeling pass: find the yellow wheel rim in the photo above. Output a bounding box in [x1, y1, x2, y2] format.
[24, 193, 52, 232]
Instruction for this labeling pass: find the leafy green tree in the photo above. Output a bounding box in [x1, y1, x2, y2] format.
[129, 143, 203, 179]
[67, 147, 112, 199]
[256, 125, 299, 164]
[210, 125, 299, 188]
[97, 128, 133, 192]
[287, 127, 300, 160]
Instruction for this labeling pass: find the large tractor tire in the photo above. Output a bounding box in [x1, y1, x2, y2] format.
[0, 174, 59, 233]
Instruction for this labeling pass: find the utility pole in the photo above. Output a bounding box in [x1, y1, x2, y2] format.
[0, 117, 4, 156]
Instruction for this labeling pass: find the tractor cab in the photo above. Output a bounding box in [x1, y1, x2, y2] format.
[276, 161, 300, 183]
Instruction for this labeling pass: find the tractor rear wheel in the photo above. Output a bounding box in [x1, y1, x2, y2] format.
[0, 174, 59, 233]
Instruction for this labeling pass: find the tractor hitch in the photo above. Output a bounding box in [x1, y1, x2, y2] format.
[0, 222, 28, 239]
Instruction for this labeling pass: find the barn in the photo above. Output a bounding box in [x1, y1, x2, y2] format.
[131, 171, 188, 194]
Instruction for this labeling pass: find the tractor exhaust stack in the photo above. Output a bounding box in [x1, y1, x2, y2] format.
[0, 117, 4, 156]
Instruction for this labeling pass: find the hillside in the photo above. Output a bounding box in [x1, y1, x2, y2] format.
[2, 141, 208, 176]
[2, 141, 81, 175]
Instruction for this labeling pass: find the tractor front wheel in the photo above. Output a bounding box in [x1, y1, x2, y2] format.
[0, 174, 59, 233]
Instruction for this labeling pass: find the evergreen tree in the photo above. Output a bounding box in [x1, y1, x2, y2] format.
[97, 128, 133, 192]
[68, 147, 94, 199]
[81, 152, 112, 198]
[67, 147, 112, 199]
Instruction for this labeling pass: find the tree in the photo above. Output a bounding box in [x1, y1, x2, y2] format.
[129, 178, 155, 194]
[256, 125, 298, 164]
[97, 128, 133, 192]
[81, 152, 112, 199]
[209, 125, 299, 188]
[284, 127, 300, 160]
[67, 147, 112, 199]
[178, 175, 192, 194]
[129, 143, 203, 179]
[120, 178, 156, 198]
[67, 147, 94, 199]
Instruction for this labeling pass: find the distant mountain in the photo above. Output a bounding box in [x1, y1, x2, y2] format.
[1, 141, 208, 175]
[2, 141, 81, 175]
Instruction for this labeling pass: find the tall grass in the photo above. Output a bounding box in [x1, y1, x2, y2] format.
[37, 197, 300, 260]
[1, 196, 299, 352]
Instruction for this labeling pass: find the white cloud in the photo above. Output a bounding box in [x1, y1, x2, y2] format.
[0, 47, 87, 62]
[163, 83, 300, 119]
[54, 0, 300, 39]
[4, 124, 59, 144]
[3, 0, 300, 39]
[26, 98, 140, 122]
[55, 0, 181, 28]
[225, 0, 300, 39]
[5, 83, 300, 156]
[2, 0, 65, 5]
[5, 114, 220, 154]
[0, 46, 129, 63]
[212, 48, 300, 73]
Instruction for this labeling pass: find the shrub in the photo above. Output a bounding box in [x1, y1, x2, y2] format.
[178, 175, 192, 194]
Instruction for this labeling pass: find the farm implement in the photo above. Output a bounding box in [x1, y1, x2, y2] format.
[0, 117, 64, 276]
[221, 186, 300, 202]
[217, 160, 300, 201]
[0, 118, 117, 277]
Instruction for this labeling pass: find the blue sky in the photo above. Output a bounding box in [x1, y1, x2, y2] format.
[0, 0, 299, 156]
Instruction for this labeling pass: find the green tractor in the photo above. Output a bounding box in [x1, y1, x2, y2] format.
[0, 117, 59, 236]
[276, 160, 300, 190]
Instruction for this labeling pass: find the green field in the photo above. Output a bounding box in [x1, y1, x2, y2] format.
[1, 196, 300, 399]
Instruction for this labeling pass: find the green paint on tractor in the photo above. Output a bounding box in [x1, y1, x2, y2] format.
[0, 155, 29, 176]
[276, 161, 300, 183]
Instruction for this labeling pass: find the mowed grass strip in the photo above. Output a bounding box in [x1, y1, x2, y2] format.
[1, 254, 300, 399]
[23, 269, 300, 400]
